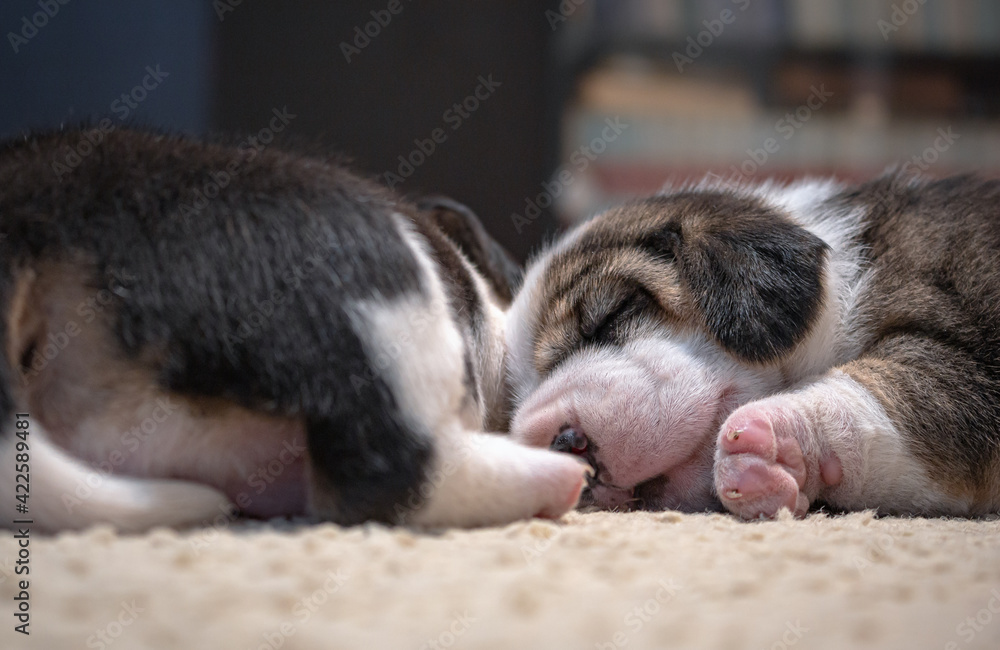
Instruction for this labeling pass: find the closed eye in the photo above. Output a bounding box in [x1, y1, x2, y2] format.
[539, 287, 656, 377]
[579, 289, 646, 343]
[581, 293, 632, 341]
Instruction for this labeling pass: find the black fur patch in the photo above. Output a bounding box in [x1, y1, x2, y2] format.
[417, 195, 522, 305]
[647, 193, 829, 363]
[0, 127, 445, 524]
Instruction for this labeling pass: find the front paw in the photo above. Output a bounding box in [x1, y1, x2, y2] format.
[713, 399, 842, 519]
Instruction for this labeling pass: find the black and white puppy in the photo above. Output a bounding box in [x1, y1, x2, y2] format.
[507, 174, 1000, 519]
[0, 128, 586, 532]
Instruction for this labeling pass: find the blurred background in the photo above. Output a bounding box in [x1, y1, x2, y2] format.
[3, 0, 1000, 262]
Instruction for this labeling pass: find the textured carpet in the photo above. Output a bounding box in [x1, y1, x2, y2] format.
[2, 510, 999, 650]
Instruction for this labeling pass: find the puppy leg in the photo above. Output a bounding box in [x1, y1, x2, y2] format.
[305, 401, 587, 527]
[0, 265, 234, 532]
[404, 429, 588, 527]
[309, 290, 587, 528]
[0, 421, 231, 533]
[715, 336, 1000, 518]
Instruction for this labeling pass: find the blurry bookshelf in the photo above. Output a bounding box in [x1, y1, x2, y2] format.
[547, 0, 1000, 225]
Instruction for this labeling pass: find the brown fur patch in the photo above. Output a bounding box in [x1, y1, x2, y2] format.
[832, 175, 1000, 507]
[6, 266, 42, 386]
[532, 242, 698, 377]
[530, 191, 827, 375]
[13, 261, 309, 514]
[15, 260, 154, 442]
[843, 339, 1000, 510]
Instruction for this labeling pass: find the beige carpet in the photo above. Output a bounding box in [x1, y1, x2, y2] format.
[2, 510, 999, 650]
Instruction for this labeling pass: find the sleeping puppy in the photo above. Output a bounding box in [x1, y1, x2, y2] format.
[0, 127, 586, 533]
[507, 174, 1000, 519]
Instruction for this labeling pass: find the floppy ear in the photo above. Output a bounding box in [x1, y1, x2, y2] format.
[653, 212, 829, 363]
[417, 195, 522, 305]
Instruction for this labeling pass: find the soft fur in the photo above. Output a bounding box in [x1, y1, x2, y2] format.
[0, 127, 586, 533]
[506, 173, 1000, 519]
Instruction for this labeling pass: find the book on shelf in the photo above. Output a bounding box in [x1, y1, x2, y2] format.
[584, 0, 1000, 53]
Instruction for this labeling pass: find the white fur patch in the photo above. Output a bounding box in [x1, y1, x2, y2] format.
[0, 420, 231, 533]
[349, 215, 473, 433]
[788, 371, 972, 515]
[505, 221, 594, 404]
[346, 216, 586, 527]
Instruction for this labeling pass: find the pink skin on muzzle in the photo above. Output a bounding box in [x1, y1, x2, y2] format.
[510, 337, 780, 512]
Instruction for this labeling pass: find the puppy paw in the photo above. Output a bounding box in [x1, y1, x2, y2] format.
[714, 399, 842, 520]
[407, 433, 588, 528]
[531, 453, 590, 519]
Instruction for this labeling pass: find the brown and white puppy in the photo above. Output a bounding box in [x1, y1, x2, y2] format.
[0, 127, 586, 533]
[507, 174, 1000, 519]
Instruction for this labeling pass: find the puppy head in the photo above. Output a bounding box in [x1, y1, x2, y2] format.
[506, 190, 829, 511]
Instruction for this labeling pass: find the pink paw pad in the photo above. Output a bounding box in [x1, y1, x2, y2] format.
[719, 415, 777, 458]
[716, 454, 803, 518]
[533, 461, 589, 520]
[715, 405, 813, 519]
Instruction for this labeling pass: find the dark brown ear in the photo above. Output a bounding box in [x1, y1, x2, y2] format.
[644, 198, 829, 363]
[417, 196, 522, 305]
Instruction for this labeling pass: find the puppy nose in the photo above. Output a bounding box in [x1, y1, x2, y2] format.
[551, 427, 588, 455]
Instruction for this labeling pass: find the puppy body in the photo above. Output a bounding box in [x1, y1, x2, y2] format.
[508, 174, 1000, 518]
[0, 128, 586, 532]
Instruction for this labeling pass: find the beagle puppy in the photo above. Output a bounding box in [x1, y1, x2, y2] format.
[0, 127, 586, 532]
[507, 174, 1000, 519]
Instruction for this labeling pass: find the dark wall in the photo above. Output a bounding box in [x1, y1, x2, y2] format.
[1, 1, 561, 262]
[0, 0, 212, 136]
[215, 1, 561, 262]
